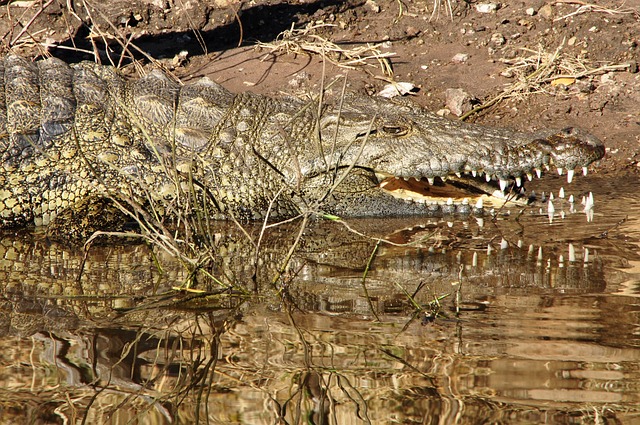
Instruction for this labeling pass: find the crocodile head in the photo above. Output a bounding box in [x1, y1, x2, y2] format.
[298, 96, 605, 216]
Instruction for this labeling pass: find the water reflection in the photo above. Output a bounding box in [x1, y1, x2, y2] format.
[1, 175, 640, 424]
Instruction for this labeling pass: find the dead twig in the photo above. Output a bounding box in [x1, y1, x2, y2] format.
[258, 23, 396, 76]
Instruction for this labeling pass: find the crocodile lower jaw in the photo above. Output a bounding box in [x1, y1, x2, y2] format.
[377, 173, 529, 209]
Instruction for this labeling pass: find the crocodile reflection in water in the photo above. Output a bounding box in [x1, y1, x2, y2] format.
[1, 208, 635, 423]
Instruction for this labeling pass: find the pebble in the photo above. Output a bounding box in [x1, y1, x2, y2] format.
[475, 3, 498, 13]
[451, 53, 469, 63]
[491, 33, 506, 46]
[445, 88, 473, 117]
[538, 3, 553, 19]
[365, 0, 380, 13]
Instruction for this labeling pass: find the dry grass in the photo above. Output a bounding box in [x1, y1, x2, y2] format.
[459, 41, 633, 120]
[553, 1, 640, 21]
[257, 22, 396, 77]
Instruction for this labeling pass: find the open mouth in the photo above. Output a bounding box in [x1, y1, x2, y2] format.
[375, 167, 587, 209]
[378, 174, 526, 209]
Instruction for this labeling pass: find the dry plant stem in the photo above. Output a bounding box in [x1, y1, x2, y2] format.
[8, 0, 55, 47]
[429, 0, 454, 22]
[177, 0, 207, 54]
[253, 186, 286, 269]
[271, 214, 310, 289]
[230, 1, 244, 47]
[258, 23, 395, 74]
[554, 1, 640, 21]
[81, 0, 180, 80]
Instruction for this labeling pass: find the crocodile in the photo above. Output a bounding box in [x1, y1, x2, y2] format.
[0, 55, 605, 236]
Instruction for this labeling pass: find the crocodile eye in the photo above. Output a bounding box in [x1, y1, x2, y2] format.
[381, 125, 409, 136]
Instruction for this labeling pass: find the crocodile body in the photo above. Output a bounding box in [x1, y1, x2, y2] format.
[0, 55, 604, 233]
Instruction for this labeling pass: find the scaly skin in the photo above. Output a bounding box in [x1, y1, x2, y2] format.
[0, 55, 604, 232]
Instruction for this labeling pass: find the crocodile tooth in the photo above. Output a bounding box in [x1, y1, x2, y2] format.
[557, 167, 564, 176]
[455, 172, 462, 178]
[472, 170, 477, 177]
[568, 194, 574, 203]
[584, 248, 589, 263]
[515, 176, 522, 187]
[537, 247, 543, 261]
[475, 198, 483, 209]
[403, 176, 410, 181]
[544, 164, 550, 171]
[535, 168, 542, 179]
[567, 169, 574, 183]
[584, 192, 594, 210]
[520, 187, 526, 195]
[485, 174, 492, 182]
[569, 243, 576, 262]
[559, 187, 565, 198]
[447, 197, 453, 205]
[548, 199, 555, 213]
[582, 166, 588, 176]
[500, 238, 508, 250]
[427, 177, 435, 185]
[499, 179, 507, 191]
[462, 198, 469, 205]
[549, 192, 554, 200]
[526, 172, 533, 181]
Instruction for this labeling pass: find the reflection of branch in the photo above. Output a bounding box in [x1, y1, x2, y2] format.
[361, 240, 381, 321]
[379, 348, 437, 384]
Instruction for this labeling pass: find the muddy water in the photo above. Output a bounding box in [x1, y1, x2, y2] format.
[1, 175, 640, 424]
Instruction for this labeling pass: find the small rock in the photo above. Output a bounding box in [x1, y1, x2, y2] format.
[600, 73, 614, 84]
[378, 82, 418, 98]
[475, 3, 498, 13]
[491, 33, 506, 46]
[567, 36, 577, 46]
[538, 3, 553, 19]
[525, 7, 536, 16]
[148, 0, 166, 8]
[288, 71, 311, 89]
[451, 53, 469, 63]
[365, 0, 380, 13]
[445, 88, 474, 117]
[171, 50, 188, 67]
[628, 61, 639, 73]
[405, 26, 420, 37]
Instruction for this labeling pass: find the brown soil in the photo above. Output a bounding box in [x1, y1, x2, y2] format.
[1, 0, 638, 175]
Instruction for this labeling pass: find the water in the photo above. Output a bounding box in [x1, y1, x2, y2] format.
[1, 174, 640, 424]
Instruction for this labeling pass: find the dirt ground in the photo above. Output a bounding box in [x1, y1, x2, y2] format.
[1, 0, 638, 175]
